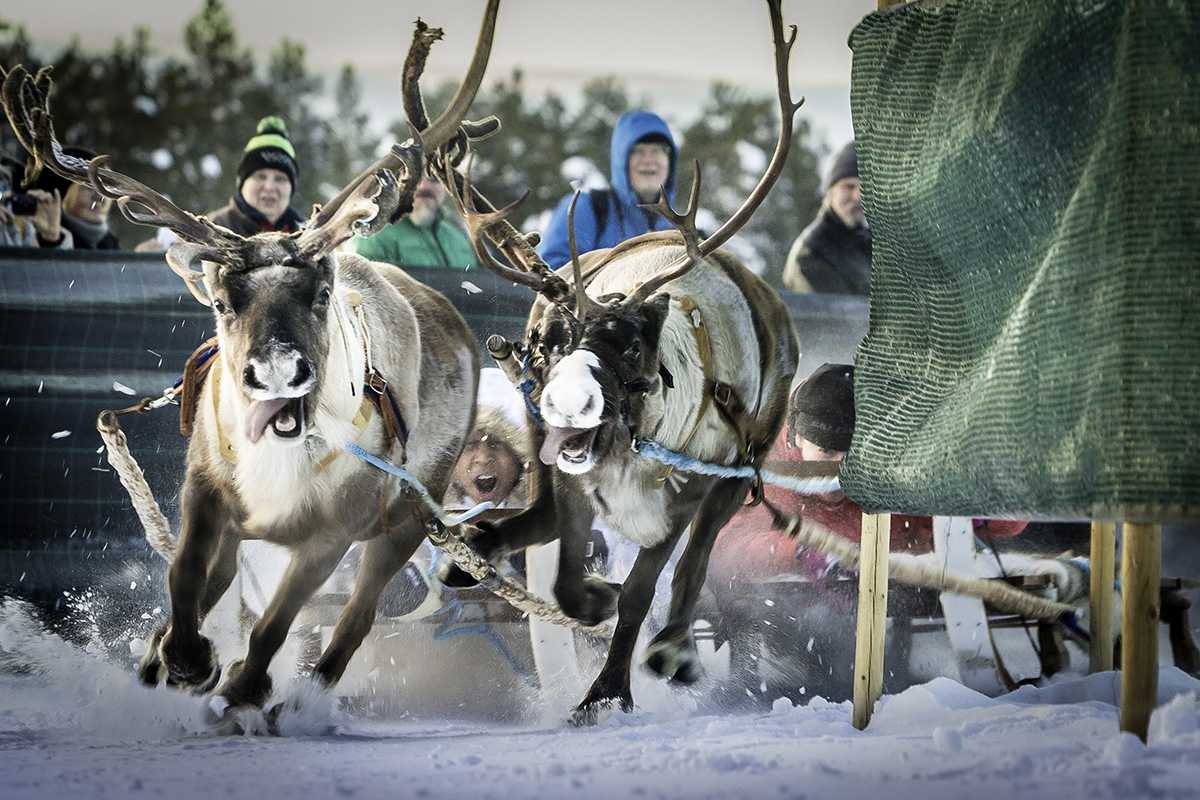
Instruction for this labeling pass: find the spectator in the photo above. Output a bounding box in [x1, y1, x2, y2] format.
[210, 116, 304, 236]
[1, 155, 41, 247]
[354, 175, 477, 269]
[538, 110, 679, 267]
[782, 141, 870, 295]
[136, 116, 303, 252]
[2, 149, 117, 250]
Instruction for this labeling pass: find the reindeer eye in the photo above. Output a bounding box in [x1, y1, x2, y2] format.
[212, 298, 229, 315]
[315, 286, 332, 307]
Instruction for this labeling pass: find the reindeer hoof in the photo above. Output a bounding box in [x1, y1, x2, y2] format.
[157, 629, 221, 694]
[570, 692, 634, 727]
[205, 695, 273, 736]
[214, 659, 273, 710]
[644, 638, 702, 685]
[559, 577, 620, 626]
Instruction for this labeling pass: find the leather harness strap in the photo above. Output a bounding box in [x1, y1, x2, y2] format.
[178, 336, 220, 438]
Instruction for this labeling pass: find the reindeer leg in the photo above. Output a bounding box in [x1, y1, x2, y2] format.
[645, 477, 752, 685]
[553, 502, 620, 627]
[310, 521, 426, 688]
[212, 539, 349, 712]
[140, 476, 231, 692]
[571, 532, 682, 726]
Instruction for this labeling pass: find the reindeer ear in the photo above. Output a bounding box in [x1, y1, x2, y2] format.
[639, 292, 672, 338]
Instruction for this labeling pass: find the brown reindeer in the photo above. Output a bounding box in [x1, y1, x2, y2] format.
[0, 1, 500, 725]
[425, 0, 804, 724]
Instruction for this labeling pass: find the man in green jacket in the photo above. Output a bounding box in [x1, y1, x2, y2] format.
[355, 176, 477, 269]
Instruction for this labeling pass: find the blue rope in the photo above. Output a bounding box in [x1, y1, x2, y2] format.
[517, 353, 544, 429]
[632, 437, 841, 494]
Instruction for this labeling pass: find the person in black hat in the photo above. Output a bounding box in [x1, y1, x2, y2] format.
[5, 147, 118, 249]
[209, 115, 304, 237]
[782, 140, 871, 295]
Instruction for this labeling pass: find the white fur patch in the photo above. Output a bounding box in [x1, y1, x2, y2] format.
[541, 350, 603, 430]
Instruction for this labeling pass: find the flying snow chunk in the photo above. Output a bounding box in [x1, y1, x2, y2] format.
[461, 281, 482, 295]
[133, 95, 158, 116]
[150, 148, 173, 170]
[51, 430, 71, 439]
[199, 154, 222, 179]
[112, 381, 136, 396]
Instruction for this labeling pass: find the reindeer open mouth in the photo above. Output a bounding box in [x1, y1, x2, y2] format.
[245, 396, 308, 444]
[540, 425, 600, 472]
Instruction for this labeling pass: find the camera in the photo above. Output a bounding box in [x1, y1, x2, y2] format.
[8, 193, 38, 216]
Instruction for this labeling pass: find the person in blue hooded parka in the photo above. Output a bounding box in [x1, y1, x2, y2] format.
[538, 110, 679, 268]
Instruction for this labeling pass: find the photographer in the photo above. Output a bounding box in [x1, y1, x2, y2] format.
[0, 155, 71, 249]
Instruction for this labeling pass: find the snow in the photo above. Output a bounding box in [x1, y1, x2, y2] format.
[2, 599, 1200, 800]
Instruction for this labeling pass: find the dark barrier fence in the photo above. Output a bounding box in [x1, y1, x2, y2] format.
[0, 247, 868, 592]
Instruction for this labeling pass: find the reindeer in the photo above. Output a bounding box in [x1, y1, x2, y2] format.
[0, 1, 500, 723]
[423, 0, 804, 724]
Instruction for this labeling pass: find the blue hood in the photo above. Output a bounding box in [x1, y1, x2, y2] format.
[609, 110, 678, 208]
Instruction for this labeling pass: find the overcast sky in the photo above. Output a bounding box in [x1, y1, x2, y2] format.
[5, 1, 878, 149]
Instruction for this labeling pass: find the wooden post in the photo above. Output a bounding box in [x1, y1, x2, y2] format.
[852, 512, 891, 729]
[1089, 521, 1117, 673]
[1119, 522, 1161, 741]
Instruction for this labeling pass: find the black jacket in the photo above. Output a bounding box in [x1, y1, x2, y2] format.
[783, 208, 872, 296]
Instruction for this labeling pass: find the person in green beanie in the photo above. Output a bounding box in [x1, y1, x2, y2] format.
[209, 115, 304, 236]
[354, 175, 477, 270]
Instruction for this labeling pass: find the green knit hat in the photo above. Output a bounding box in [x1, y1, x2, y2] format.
[237, 116, 299, 190]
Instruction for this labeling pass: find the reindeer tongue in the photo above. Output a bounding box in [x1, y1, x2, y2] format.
[245, 398, 290, 443]
[539, 425, 590, 465]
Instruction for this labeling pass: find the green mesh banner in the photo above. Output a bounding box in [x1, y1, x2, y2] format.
[841, 0, 1199, 522]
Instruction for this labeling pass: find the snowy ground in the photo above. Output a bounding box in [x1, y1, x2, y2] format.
[2, 602, 1200, 800]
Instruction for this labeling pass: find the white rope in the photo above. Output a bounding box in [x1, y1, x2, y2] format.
[97, 418, 176, 562]
[780, 514, 1077, 621]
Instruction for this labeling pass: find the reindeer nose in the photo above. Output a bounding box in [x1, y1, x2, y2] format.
[242, 347, 316, 398]
[540, 350, 604, 430]
[243, 363, 266, 391]
[290, 357, 313, 388]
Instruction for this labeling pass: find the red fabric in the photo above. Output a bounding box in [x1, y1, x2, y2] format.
[708, 428, 1027, 585]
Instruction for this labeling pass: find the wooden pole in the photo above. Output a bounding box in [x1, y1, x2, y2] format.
[1119, 522, 1161, 741]
[1089, 521, 1117, 672]
[852, 512, 891, 729]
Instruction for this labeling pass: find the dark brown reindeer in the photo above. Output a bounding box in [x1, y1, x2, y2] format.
[424, 0, 803, 724]
[0, 1, 500, 726]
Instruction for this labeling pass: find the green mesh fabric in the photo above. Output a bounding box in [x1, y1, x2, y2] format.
[841, 0, 1199, 522]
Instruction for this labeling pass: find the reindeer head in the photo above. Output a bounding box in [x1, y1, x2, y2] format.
[0, 0, 500, 450]
[529, 182, 700, 474]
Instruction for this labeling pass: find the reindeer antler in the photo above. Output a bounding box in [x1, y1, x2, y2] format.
[622, 0, 804, 301]
[2, 65, 243, 250]
[399, 3, 571, 306]
[566, 190, 602, 321]
[443, 155, 570, 302]
[1, 64, 247, 304]
[695, 0, 804, 259]
[629, 161, 705, 303]
[313, 0, 501, 230]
